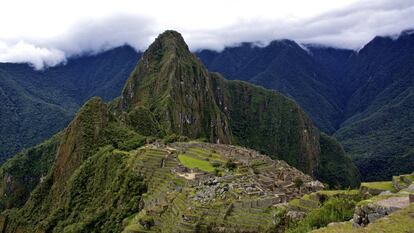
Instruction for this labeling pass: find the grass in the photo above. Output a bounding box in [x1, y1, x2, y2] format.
[313, 204, 414, 233]
[187, 148, 225, 162]
[317, 190, 359, 196]
[360, 181, 396, 192]
[178, 154, 215, 173]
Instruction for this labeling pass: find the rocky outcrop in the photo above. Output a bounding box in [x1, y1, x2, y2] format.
[392, 174, 414, 191]
[352, 196, 410, 227]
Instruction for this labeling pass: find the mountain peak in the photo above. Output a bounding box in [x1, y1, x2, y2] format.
[157, 30, 187, 45]
[119, 30, 233, 143]
[143, 30, 190, 60]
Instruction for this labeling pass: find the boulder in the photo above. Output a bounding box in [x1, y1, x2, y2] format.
[352, 196, 410, 227]
[406, 184, 414, 192]
[379, 191, 393, 196]
[286, 211, 306, 221]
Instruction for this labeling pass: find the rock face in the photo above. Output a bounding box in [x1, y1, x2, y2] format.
[392, 174, 414, 191]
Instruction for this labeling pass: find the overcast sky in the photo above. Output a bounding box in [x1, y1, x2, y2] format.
[0, 0, 413, 69]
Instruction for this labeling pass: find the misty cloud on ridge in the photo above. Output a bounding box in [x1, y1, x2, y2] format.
[0, 0, 413, 69]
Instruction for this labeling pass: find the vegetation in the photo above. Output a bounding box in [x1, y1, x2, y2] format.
[286, 197, 357, 233]
[313, 204, 414, 233]
[0, 133, 61, 210]
[317, 134, 360, 188]
[178, 154, 215, 173]
[197, 40, 345, 134]
[360, 181, 396, 193]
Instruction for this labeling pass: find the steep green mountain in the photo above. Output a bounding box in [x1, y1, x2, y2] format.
[0, 46, 140, 162]
[0, 30, 359, 233]
[197, 41, 349, 133]
[118, 33, 232, 143]
[0, 97, 147, 233]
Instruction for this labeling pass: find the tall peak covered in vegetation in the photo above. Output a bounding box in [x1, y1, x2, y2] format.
[118, 30, 233, 143]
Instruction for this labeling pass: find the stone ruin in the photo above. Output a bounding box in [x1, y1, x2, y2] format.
[170, 142, 324, 208]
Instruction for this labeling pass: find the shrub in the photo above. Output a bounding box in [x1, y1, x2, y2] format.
[293, 178, 304, 188]
[225, 159, 237, 170]
[211, 161, 221, 168]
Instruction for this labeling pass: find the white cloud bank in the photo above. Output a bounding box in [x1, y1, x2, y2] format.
[0, 0, 413, 69]
[0, 41, 66, 70]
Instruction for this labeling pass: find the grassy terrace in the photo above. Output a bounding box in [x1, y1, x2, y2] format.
[360, 181, 396, 192]
[176, 147, 227, 173]
[178, 154, 215, 173]
[186, 147, 225, 162]
[317, 190, 359, 196]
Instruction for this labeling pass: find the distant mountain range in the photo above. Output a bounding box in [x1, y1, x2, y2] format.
[197, 30, 414, 181]
[0, 30, 413, 181]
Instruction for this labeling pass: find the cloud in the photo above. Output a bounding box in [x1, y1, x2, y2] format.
[184, 0, 414, 50]
[50, 15, 157, 56]
[0, 40, 66, 70]
[0, 0, 413, 69]
[0, 15, 156, 69]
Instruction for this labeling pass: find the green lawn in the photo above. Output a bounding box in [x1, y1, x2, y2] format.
[178, 154, 215, 173]
[317, 190, 359, 196]
[360, 181, 396, 192]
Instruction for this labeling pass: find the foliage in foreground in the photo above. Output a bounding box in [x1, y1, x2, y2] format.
[286, 197, 357, 233]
